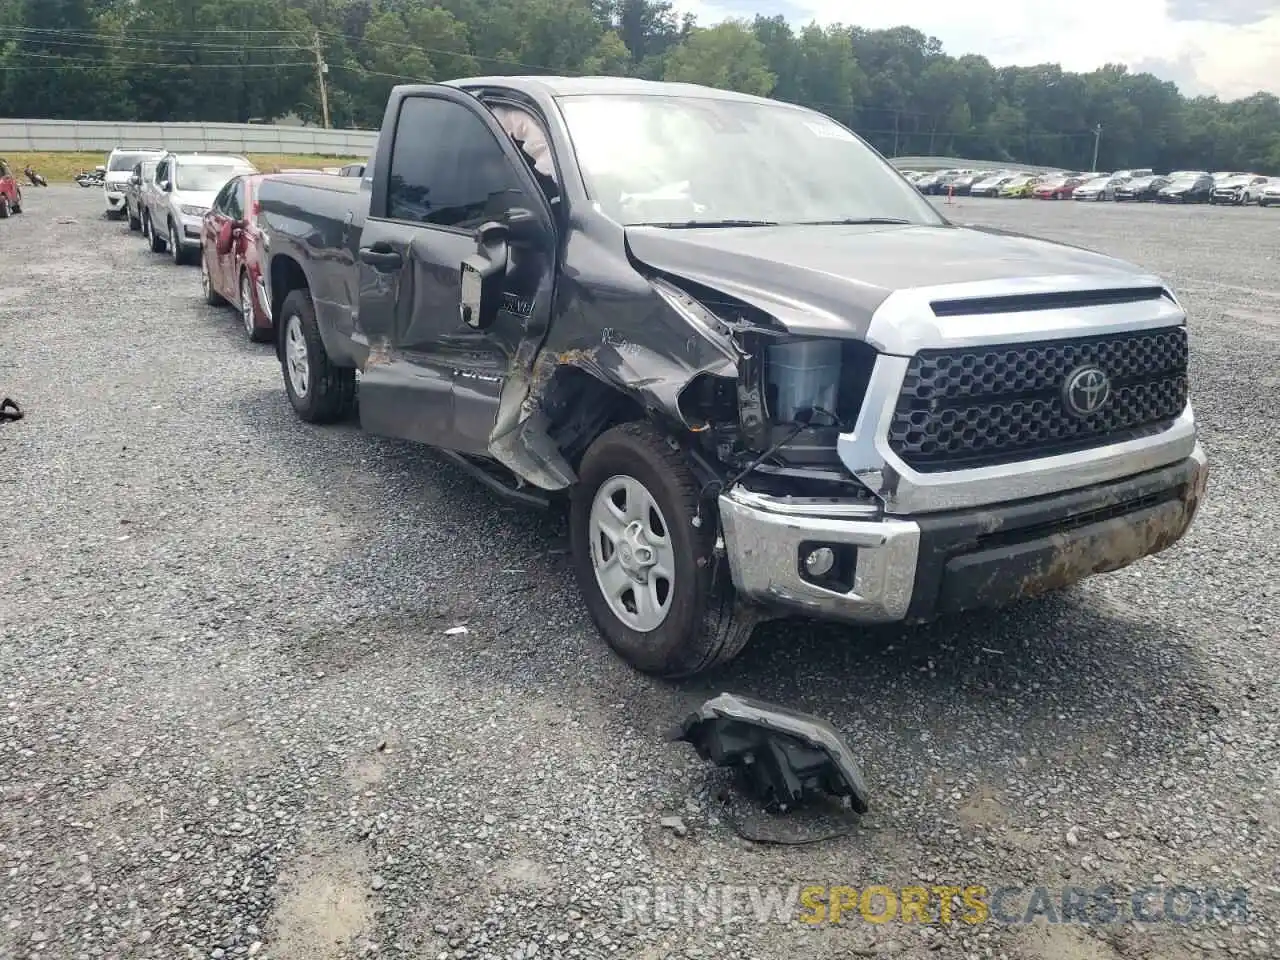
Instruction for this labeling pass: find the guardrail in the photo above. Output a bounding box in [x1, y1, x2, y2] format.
[890, 155, 1065, 175]
[0, 118, 377, 156]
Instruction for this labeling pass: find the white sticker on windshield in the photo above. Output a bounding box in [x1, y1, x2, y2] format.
[803, 120, 857, 141]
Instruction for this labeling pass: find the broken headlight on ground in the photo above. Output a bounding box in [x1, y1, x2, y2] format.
[670, 692, 871, 814]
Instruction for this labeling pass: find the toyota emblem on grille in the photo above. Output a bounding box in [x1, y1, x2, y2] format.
[1063, 365, 1111, 417]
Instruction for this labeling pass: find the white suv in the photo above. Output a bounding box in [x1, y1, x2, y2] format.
[142, 153, 256, 265]
[104, 147, 165, 218]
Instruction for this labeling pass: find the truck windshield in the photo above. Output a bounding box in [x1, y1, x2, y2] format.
[109, 152, 153, 172]
[175, 162, 247, 191]
[556, 93, 943, 228]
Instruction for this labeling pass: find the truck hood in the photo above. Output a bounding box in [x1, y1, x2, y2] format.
[624, 222, 1154, 340]
[173, 189, 218, 210]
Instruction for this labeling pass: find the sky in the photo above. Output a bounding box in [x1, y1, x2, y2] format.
[675, 0, 1280, 100]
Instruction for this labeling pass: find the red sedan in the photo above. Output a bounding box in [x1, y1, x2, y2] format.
[1032, 175, 1086, 200]
[200, 173, 272, 342]
[0, 158, 23, 218]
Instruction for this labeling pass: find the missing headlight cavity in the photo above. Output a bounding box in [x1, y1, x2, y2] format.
[761, 337, 876, 430]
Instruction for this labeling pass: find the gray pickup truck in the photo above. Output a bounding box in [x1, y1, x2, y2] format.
[256, 77, 1207, 678]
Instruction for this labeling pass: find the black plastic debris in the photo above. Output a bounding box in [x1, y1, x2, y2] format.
[0, 397, 22, 422]
[670, 693, 870, 814]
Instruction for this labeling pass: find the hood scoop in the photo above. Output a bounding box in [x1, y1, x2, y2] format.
[929, 285, 1168, 318]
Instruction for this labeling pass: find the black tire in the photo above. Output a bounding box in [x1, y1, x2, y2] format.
[0, 196, 9, 219]
[128, 206, 141, 231]
[11, 190, 20, 214]
[279, 288, 355, 423]
[569, 422, 758, 678]
[169, 221, 190, 265]
[241, 271, 272, 343]
[200, 250, 226, 306]
[147, 214, 167, 253]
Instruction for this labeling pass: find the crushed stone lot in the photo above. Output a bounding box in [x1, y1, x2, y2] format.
[1, 187, 1278, 960]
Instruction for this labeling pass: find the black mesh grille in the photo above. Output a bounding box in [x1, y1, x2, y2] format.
[888, 327, 1189, 471]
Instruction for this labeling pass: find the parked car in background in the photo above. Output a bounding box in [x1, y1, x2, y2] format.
[124, 159, 159, 231]
[103, 147, 164, 219]
[947, 171, 988, 195]
[1243, 177, 1275, 204]
[200, 173, 272, 343]
[142, 152, 257, 265]
[1111, 168, 1154, 181]
[1259, 180, 1280, 207]
[1033, 175, 1088, 199]
[1072, 175, 1127, 201]
[998, 174, 1040, 198]
[1114, 175, 1170, 202]
[0, 158, 22, 218]
[1157, 173, 1214, 203]
[1210, 171, 1243, 184]
[338, 163, 366, 177]
[969, 172, 1018, 197]
[1211, 174, 1268, 205]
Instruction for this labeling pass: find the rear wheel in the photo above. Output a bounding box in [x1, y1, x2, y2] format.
[569, 422, 758, 678]
[280, 288, 355, 423]
[128, 204, 141, 231]
[0, 196, 9, 219]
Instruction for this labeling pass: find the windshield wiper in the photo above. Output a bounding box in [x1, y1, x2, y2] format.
[633, 219, 779, 228]
[794, 217, 913, 226]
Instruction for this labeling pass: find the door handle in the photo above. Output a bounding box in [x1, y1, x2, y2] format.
[359, 246, 402, 270]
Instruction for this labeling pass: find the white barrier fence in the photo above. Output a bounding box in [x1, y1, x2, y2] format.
[891, 155, 1063, 174]
[0, 118, 377, 156]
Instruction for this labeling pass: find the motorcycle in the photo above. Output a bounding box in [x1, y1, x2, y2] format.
[75, 165, 106, 188]
[23, 166, 47, 187]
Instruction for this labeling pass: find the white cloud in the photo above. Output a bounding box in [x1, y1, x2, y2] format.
[674, 0, 1280, 99]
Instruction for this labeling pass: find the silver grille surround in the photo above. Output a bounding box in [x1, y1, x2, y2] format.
[838, 276, 1199, 515]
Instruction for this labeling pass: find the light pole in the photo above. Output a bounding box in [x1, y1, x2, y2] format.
[1091, 123, 1102, 173]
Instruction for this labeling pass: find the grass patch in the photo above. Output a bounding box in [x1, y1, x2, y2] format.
[2, 151, 363, 182]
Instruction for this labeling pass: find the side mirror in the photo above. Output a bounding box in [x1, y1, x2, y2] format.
[215, 220, 236, 256]
[162, 180, 172, 192]
[458, 208, 545, 331]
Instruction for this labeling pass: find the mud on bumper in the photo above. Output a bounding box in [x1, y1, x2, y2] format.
[718, 444, 1207, 624]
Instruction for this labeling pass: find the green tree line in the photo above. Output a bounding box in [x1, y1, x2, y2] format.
[2, 0, 1279, 172]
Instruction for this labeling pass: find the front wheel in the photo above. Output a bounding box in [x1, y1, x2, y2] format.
[0, 196, 9, 219]
[147, 215, 167, 253]
[201, 252, 226, 306]
[280, 288, 355, 423]
[169, 222, 190, 265]
[241, 271, 271, 343]
[570, 422, 758, 678]
[128, 206, 141, 231]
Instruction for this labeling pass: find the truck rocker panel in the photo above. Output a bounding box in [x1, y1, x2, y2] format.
[256, 76, 1208, 678]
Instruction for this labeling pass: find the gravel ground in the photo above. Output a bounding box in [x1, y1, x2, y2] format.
[1, 188, 1277, 960]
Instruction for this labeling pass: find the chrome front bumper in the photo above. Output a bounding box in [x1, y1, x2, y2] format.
[718, 489, 920, 622]
[718, 445, 1207, 625]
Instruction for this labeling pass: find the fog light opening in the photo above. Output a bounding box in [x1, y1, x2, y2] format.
[804, 546, 836, 577]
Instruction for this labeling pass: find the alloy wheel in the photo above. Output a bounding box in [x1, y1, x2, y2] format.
[588, 474, 676, 633]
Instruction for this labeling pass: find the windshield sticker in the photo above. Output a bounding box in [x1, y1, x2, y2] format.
[803, 120, 857, 142]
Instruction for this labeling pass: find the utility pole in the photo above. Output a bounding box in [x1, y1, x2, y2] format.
[312, 31, 331, 129]
[1091, 123, 1102, 172]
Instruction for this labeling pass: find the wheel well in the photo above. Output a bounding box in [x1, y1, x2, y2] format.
[542, 368, 647, 469]
[270, 255, 308, 319]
